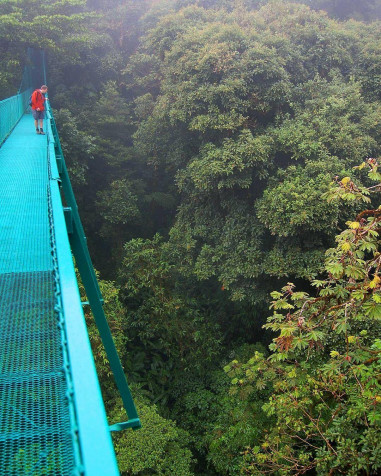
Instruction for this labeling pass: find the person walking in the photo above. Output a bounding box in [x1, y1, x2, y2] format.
[31, 85, 48, 134]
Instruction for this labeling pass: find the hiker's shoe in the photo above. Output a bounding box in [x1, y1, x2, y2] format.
[39, 129, 45, 135]
[36, 129, 40, 134]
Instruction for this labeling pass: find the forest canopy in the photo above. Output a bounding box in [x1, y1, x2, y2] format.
[1, 0, 380, 474]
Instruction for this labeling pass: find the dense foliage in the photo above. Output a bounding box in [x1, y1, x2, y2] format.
[226, 162, 381, 474]
[1, 0, 380, 474]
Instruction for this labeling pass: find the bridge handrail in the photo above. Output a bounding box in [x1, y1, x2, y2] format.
[44, 107, 120, 475]
[45, 99, 141, 432]
[0, 89, 32, 146]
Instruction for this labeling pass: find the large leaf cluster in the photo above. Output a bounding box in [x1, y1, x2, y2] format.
[225, 165, 381, 474]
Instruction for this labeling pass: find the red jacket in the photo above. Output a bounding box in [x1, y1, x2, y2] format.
[31, 89, 46, 111]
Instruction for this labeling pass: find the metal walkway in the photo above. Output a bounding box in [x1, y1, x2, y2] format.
[0, 113, 120, 474]
[0, 48, 140, 474]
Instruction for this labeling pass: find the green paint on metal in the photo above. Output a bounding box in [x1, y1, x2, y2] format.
[47, 102, 141, 431]
[109, 419, 142, 432]
[43, 51, 140, 429]
[0, 90, 32, 146]
[0, 115, 81, 475]
[0, 49, 133, 475]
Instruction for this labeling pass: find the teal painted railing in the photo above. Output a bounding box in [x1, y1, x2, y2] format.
[41, 50, 140, 433]
[0, 89, 32, 145]
[46, 99, 141, 433]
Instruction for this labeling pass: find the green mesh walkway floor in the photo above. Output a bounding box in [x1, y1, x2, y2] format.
[0, 116, 52, 273]
[0, 111, 120, 475]
[0, 115, 78, 474]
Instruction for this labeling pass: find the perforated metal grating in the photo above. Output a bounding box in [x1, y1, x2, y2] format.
[0, 115, 79, 474]
[0, 272, 76, 475]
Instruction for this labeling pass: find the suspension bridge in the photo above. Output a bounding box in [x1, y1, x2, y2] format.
[0, 51, 140, 475]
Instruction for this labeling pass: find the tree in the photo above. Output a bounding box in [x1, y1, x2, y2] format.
[110, 394, 194, 476]
[79, 272, 194, 475]
[133, 5, 381, 302]
[225, 160, 381, 474]
[117, 234, 223, 404]
[0, 0, 92, 97]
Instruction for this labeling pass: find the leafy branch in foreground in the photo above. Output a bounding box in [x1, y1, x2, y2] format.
[225, 160, 381, 475]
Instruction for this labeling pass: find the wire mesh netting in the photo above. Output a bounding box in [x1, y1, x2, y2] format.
[0, 49, 43, 145]
[0, 272, 76, 475]
[0, 116, 80, 474]
[18, 48, 45, 96]
[0, 91, 32, 146]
